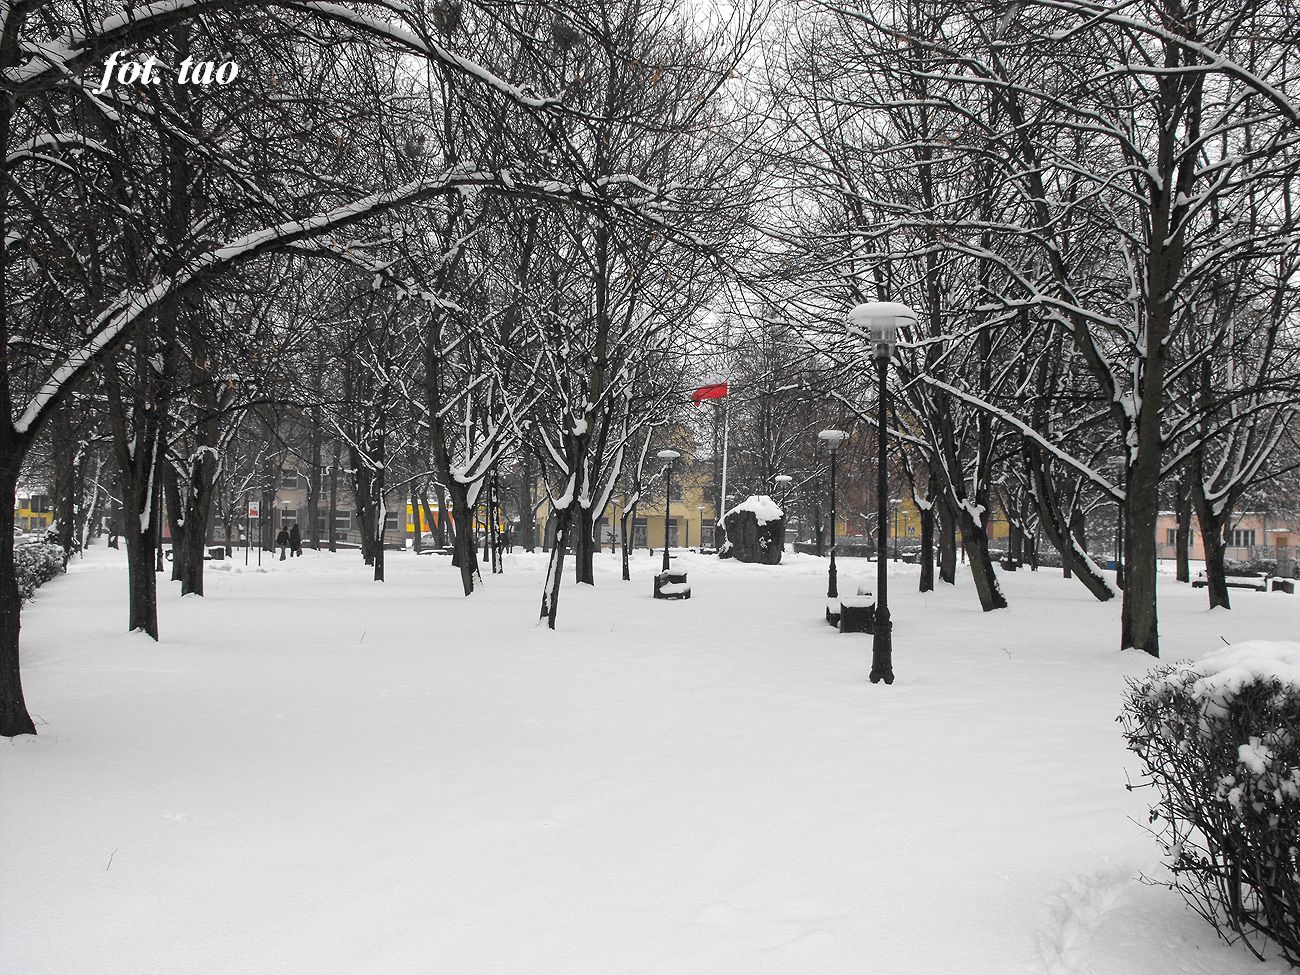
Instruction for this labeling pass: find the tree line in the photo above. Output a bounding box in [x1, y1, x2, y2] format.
[3, 0, 1298, 737]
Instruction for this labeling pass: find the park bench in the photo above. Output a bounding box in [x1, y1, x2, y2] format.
[1192, 571, 1270, 592]
[654, 569, 691, 600]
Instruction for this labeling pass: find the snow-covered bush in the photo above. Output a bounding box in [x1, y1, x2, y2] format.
[1121, 641, 1300, 965]
[14, 542, 67, 602]
[1224, 558, 1286, 578]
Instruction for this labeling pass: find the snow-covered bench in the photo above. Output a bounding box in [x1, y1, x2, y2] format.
[653, 570, 691, 600]
[838, 595, 876, 633]
[826, 583, 876, 631]
[1192, 571, 1269, 592]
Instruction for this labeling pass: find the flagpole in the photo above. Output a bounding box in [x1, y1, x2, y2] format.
[719, 395, 729, 538]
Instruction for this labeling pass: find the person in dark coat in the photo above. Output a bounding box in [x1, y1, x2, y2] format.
[276, 526, 289, 560]
[289, 522, 302, 557]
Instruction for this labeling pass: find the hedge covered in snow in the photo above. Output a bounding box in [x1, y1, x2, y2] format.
[1121, 641, 1300, 965]
[15, 542, 67, 602]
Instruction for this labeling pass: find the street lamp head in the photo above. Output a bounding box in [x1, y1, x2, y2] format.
[774, 474, 793, 485]
[848, 301, 916, 360]
[818, 429, 849, 452]
[657, 449, 681, 461]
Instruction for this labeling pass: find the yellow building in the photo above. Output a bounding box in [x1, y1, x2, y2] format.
[527, 463, 720, 552]
[850, 496, 1010, 546]
[15, 494, 53, 534]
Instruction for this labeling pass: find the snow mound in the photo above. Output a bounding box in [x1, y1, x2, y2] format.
[724, 495, 783, 525]
[1153, 640, 1300, 714]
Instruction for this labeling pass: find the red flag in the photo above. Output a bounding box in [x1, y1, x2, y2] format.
[691, 382, 728, 403]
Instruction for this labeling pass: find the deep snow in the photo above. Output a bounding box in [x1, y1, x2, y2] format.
[4, 546, 1299, 974]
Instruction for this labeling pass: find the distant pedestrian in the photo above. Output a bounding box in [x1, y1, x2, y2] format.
[289, 522, 302, 557]
[276, 526, 289, 560]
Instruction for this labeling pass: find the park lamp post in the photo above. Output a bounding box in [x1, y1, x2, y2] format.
[774, 475, 793, 553]
[848, 301, 915, 685]
[774, 473, 792, 509]
[657, 449, 680, 573]
[818, 430, 849, 598]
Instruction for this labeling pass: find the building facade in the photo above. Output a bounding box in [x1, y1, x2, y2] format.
[14, 493, 53, 534]
[1154, 511, 1300, 563]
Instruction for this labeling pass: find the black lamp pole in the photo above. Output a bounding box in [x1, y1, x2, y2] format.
[663, 463, 672, 572]
[829, 448, 839, 598]
[818, 432, 847, 598]
[849, 300, 911, 686]
[657, 449, 680, 573]
[871, 351, 894, 683]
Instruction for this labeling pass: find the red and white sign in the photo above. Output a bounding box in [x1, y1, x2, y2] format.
[247, 502, 260, 519]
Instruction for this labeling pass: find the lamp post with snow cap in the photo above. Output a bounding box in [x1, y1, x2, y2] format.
[774, 474, 792, 509]
[848, 301, 916, 685]
[818, 430, 849, 599]
[657, 449, 680, 572]
[774, 474, 793, 547]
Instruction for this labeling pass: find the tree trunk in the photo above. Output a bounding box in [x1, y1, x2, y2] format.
[307, 410, 322, 551]
[260, 483, 274, 552]
[419, 491, 436, 549]
[1027, 449, 1115, 602]
[1121, 448, 1162, 655]
[957, 505, 1008, 611]
[373, 492, 386, 583]
[0, 450, 36, 737]
[123, 486, 160, 638]
[574, 505, 596, 585]
[621, 502, 635, 581]
[410, 488, 422, 554]
[490, 474, 503, 574]
[433, 483, 448, 548]
[353, 458, 376, 568]
[517, 452, 536, 552]
[1196, 510, 1231, 610]
[540, 507, 574, 628]
[448, 481, 479, 595]
[163, 449, 218, 597]
[918, 484, 935, 592]
[52, 406, 78, 556]
[327, 440, 340, 553]
[1191, 441, 1231, 610]
[1175, 475, 1193, 583]
[937, 496, 957, 585]
[1008, 518, 1024, 563]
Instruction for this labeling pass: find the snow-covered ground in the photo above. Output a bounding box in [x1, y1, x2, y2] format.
[4, 546, 1299, 974]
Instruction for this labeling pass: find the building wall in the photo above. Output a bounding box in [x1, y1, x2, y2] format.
[1154, 511, 1300, 562]
[210, 475, 444, 549]
[14, 495, 53, 534]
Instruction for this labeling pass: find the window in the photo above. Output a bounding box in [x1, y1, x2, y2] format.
[1167, 528, 1177, 546]
[666, 518, 679, 548]
[280, 509, 299, 527]
[29, 494, 51, 513]
[280, 472, 300, 489]
[333, 510, 351, 530]
[384, 511, 400, 531]
[701, 524, 715, 548]
[632, 517, 648, 549]
[1231, 528, 1256, 548]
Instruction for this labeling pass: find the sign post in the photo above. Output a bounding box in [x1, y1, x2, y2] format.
[247, 500, 259, 566]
